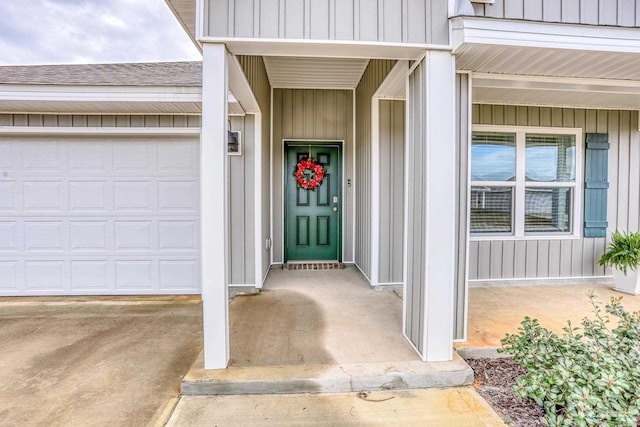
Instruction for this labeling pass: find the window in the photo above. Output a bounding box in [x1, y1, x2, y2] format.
[470, 126, 582, 238]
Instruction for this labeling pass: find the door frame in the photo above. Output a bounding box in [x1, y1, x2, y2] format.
[282, 139, 344, 263]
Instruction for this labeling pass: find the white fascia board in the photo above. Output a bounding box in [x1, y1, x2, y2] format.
[0, 126, 201, 136]
[451, 17, 640, 54]
[201, 37, 451, 60]
[0, 84, 202, 103]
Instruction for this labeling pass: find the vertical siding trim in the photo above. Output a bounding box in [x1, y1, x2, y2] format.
[454, 73, 470, 340]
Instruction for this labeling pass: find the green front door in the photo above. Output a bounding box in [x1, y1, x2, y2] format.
[285, 144, 341, 261]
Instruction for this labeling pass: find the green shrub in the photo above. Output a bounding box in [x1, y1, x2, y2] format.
[598, 230, 640, 275]
[500, 292, 640, 426]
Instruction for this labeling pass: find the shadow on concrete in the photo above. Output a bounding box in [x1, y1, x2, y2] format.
[229, 289, 334, 367]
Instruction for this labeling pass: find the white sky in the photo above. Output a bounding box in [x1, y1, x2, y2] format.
[0, 0, 202, 65]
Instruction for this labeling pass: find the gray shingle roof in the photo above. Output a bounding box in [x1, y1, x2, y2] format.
[0, 62, 202, 87]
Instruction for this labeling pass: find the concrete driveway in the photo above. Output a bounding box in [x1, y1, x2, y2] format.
[0, 297, 203, 427]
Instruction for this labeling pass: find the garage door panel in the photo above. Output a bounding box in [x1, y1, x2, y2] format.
[114, 180, 155, 212]
[69, 221, 110, 251]
[0, 261, 18, 291]
[25, 260, 65, 291]
[159, 220, 197, 250]
[23, 181, 65, 211]
[69, 181, 110, 211]
[160, 260, 197, 290]
[0, 181, 17, 210]
[22, 143, 62, 172]
[158, 141, 198, 173]
[0, 142, 16, 169]
[67, 143, 109, 173]
[115, 260, 155, 290]
[71, 260, 109, 291]
[24, 221, 66, 251]
[0, 136, 200, 296]
[115, 221, 154, 250]
[158, 181, 198, 212]
[0, 222, 18, 250]
[113, 142, 153, 172]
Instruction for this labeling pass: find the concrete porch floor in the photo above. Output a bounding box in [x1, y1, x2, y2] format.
[182, 266, 473, 395]
[456, 282, 640, 353]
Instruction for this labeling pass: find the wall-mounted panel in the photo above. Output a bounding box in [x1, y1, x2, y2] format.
[206, 0, 449, 45]
[469, 105, 639, 282]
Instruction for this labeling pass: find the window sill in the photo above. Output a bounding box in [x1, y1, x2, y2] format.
[470, 234, 581, 241]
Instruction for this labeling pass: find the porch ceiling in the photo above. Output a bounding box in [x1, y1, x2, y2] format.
[262, 57, 369, 89]
[472, 74, 640, 111]
[457, 44, 640, 81]
[452, 17, 640, 81]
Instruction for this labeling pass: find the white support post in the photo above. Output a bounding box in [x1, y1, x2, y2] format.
[201, 43, 230, 370]
[421, 51, 457, 361]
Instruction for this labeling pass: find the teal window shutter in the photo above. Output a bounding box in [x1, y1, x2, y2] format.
[584, 133, 609, 238]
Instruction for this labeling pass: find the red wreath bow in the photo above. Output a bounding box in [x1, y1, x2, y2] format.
[293, 158, 326, 190]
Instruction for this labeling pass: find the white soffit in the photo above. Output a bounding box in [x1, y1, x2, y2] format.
[165, 0, 199, 47]
[375, 61, 408, 99]
[453, 17, 640, 80]
[0, 85, 203, 114]
[263, 57, 370, 89]
[473, 74, 640, 110]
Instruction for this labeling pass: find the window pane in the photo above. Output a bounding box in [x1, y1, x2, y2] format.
[471, 132, 516, 182]
[525, 187, 572, 233]
[470, 186, 513, 233]
[525, 134, 576, 182]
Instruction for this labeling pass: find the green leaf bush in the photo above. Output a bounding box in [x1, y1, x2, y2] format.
[598, 230, 640, 275]
[500, 293, 640, 426]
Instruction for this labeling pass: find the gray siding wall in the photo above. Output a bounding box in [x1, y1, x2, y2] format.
[229, 115, 256, 284]
[472, 0, 640, 27]
[205, 0, 449, 45]
[405, 60, 427, 351]
[454, 74, 470, 338]
[0, 114, 201, 127]
[238, 56, 272, 282]
[470, 105, 640, 281]
[272, 89, 353, 263]
[355, 60, 396, 278]
[378, 100, 405, 284]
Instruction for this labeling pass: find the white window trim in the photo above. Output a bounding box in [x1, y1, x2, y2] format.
[470, 125, 583, 241]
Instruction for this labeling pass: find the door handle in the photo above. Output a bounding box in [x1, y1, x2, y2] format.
[333, 207, 338, 212]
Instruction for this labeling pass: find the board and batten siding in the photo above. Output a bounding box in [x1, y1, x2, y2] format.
[405, 60, 427, 352]
[228, 115, 256, 285]
[272, 89, 353, 264]
[470, 104, 640, 282]
[238, 56, 272, 281]
[205, 0, 449, 45]
[472, 0, 640, 27]
[0, 114, 201, 128]
[355, 60, 396, 278]
[378, 100, 405, 284]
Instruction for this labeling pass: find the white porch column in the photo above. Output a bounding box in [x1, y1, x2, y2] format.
[404, 50, 457, 362]
[201, 43, 230, 369]
[422, 51, 456, 361]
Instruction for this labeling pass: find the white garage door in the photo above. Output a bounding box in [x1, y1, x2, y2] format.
[0, 136, 201, 295]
